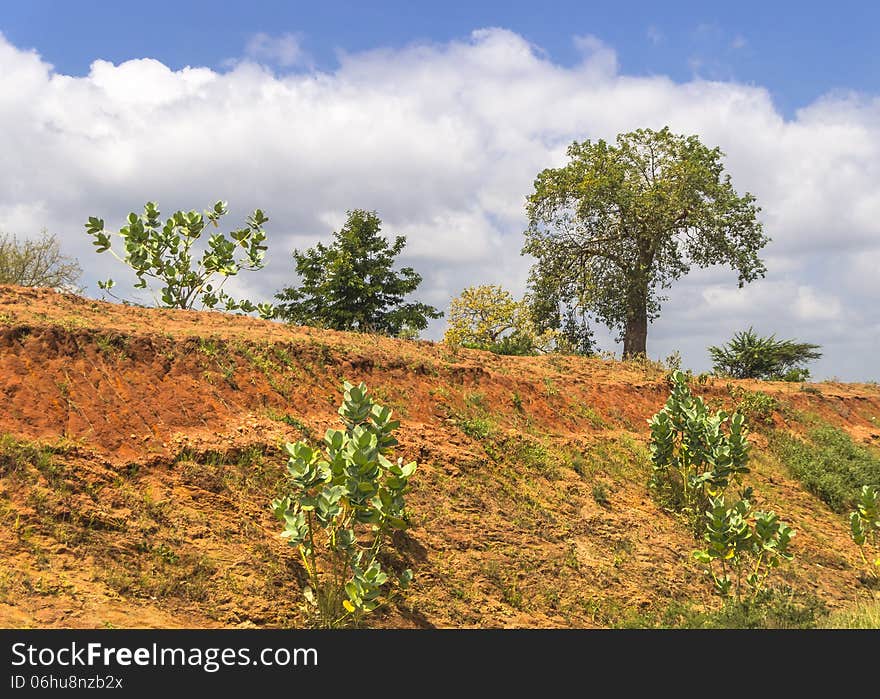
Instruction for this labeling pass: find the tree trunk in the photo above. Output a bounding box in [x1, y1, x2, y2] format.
[622, 293, 648, 358]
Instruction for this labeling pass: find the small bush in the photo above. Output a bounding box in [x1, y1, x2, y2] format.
[693, 495, 795, 600]
[457, 417, 493, 440]
[730, 387, 779, 425]
[770, 426, 880, 512]
[592, 482, 610, 507]
[709, 327, 821, 380]
[272, 381, 416, 627]
[648, 371, 751, 531]
[849, 485, 880, 579]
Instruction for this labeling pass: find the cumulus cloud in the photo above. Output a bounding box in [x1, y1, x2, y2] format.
[0, 28, 878, 379]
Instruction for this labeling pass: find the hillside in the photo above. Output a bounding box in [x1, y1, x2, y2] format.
[0, 284, 878, 628]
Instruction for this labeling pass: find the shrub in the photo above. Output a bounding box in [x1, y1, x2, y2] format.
[85, 201, 274, 317]
[648, 371, 751, 530]
[457, 416, 493, 440]
[709, 327, 821, 380]
[0, 230, 82, 291]
[592, 482, 610, 507]
[849, 485, 879, 579]
[769, 426, 880, 513]
[651, 372, 796, 603]
[730, 387, 779, 425]
[693, 495, 795, 600]
[272, 381, 416, 627]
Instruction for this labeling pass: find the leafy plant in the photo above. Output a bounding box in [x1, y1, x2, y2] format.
[275, 209, 441, 335]
[849, 485, 879, 579]
[693, 495, 795, 600]
[85, 201, 274, 317]
[648, 371, 751, 530]
[709, 327, 821, 380]
[457, 416, 493, 440]
[592, 482, 610, 507]
[272, 381, 415, 627]
[511, 392, 524, 412]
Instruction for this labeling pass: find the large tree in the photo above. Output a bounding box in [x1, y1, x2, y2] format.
[523, 127, 768, 357]
[275, 209, 442, 335]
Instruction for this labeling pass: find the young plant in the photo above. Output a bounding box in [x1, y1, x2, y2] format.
[85, 201, 274, 317]
[272, 381, 416, 627]
[849, 485, 880, 579]
[693, 495, 795, 601]
[648, 371, 751, 531]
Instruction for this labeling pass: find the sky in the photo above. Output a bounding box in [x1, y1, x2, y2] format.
[1, 1, 879, 379]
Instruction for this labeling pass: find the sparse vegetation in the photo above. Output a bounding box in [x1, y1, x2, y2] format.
[0, 281, 877, 629]
[632, 589, 827, 629]
[730, 387, 779, 425]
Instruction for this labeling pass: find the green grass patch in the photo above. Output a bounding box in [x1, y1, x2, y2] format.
[621, 589, 827, 629]
[569, 434, 648, 480]
[821, 596, 880, 628]
[770, 425, 880, 512]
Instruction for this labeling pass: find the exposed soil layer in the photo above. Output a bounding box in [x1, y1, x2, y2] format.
[0, 284, 878, 628]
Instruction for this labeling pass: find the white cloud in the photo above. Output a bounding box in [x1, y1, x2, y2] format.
[244, 32, 307, 67]
[0, 28, 879, 379]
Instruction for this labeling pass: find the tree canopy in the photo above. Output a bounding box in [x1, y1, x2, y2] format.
[275, 209, 441, 336]
[443, 284, 558, 355]
[0, 230, 82, 291]
[523, 126, 768, 357]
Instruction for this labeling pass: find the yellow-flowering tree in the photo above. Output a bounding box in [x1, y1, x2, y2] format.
[443, 285, 557, 355]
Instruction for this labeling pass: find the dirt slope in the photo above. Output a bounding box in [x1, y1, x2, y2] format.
[0, 284, 878, 628]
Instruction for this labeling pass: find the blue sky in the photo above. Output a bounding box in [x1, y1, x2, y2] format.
[3, 0, 879, 116]
[1, 2, 879, 379]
